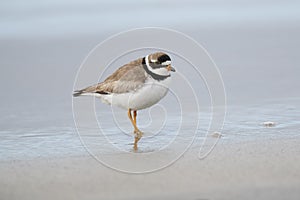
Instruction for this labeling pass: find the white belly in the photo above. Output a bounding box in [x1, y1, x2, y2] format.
[99, 78, 171, 110]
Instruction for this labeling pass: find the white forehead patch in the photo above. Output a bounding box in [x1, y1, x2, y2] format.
[161, 60, 171, 66]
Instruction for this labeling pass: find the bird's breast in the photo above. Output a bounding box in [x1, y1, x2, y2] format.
[130, 77, 172, 110]
[108, 77, 172, 110]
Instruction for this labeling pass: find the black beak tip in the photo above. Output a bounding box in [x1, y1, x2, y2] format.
[170, 66, 176, 72]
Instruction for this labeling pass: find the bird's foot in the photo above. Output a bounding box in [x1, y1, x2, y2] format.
[134, 129, 143, 139]
[133, 129, 143, 151]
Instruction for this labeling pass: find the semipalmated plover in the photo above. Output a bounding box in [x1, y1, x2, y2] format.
[73, 52, 176, 150]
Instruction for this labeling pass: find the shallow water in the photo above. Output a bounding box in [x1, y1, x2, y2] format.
[1, 99, 299, 161]
[223, 100, 300, 141]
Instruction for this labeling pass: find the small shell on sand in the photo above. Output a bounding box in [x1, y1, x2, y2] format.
[262, 121, 276, 127]
[211, 132, 222, 138]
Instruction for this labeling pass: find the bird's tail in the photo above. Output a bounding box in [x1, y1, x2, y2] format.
[72, 90, 85, 97]
[73, 84, 108, 97]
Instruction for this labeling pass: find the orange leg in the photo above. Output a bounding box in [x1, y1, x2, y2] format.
[127, 109, 143, 151]
[133, 110, 137, 125]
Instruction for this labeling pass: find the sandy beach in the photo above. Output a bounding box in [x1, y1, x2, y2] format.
[1, 0, 300, 199]
[1, 136, 300, 200]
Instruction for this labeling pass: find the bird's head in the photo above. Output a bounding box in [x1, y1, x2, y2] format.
[144, 52, 176, 76]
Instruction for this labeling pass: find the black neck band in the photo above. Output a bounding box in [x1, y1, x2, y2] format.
[142, 57, 170, 81]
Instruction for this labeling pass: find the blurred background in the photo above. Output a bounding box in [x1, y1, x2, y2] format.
[1, 0, 300, 111]
[1, 0, 300, 158]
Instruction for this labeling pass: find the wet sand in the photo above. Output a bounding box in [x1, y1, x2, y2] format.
[1, 1, 300, 199]
[1, 136, 300, 200]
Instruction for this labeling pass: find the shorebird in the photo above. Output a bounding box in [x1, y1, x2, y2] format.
[73, 52, 176, 150]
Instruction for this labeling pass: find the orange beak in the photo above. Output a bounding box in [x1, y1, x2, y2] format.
[167, 65, 176, 72]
